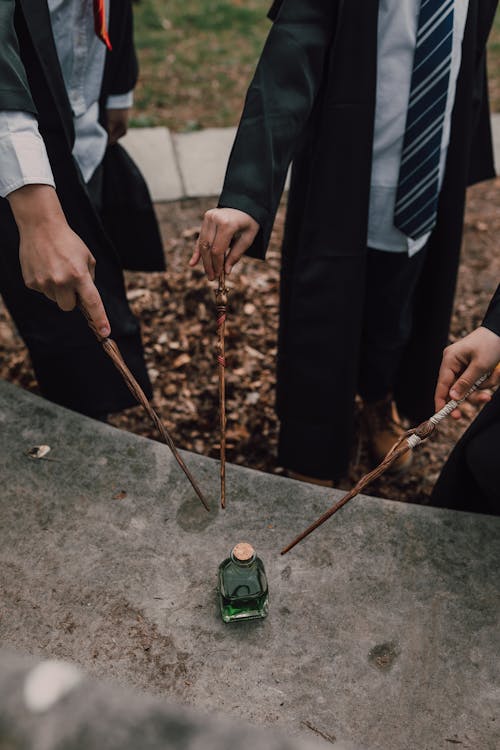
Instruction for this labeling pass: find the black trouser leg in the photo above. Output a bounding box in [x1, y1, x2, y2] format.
[276, 252, 366, 480]
[358, 246, 428, 403]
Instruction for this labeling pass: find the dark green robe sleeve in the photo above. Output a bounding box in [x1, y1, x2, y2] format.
[0, 0, 36, 113]
[218, 0, 337, 259]
[483, 285, 500, 338]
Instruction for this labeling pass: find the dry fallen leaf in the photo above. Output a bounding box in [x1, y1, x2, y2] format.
[126, 288, 148, 301]
[245, 392, 260, 406]
[181, 226, 200, 240]
[173, 353, 191, 368]
[244, 345, 265, 360]
[27, 445, 51, 459]
[0, 321, 17, 348]
[113, 490, 127, 500]
[148, 367, 160, 382]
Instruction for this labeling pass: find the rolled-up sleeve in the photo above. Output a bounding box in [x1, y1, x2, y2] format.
[106, 90, 134, 109]
[0, 111, 55, 197]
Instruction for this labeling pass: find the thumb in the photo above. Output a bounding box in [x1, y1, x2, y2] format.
[449, 363, 485, 401]
[189, 242, 201, 267]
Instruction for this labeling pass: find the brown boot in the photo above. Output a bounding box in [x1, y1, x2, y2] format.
[362, 396, 413, 473]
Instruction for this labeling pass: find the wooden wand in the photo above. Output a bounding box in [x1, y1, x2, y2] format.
[79, 302, 210, 512]
[215, 270, 228, 508]
[281, 373, 491, 555]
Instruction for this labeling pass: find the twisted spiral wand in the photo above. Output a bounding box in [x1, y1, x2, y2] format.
[215, 270, 228, 509]
[281, 373, 491, 554]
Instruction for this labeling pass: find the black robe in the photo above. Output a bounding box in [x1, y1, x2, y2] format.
[219, 0, 498, 477]
[0, 0, 163, 416]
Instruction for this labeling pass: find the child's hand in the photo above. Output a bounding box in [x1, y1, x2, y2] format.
[189, 208, 259, 280]
[434, 327, 500, 418]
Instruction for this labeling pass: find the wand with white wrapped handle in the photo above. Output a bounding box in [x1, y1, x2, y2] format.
[281, 372, 491, 555]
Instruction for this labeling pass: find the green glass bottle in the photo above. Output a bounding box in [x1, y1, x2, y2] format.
[218, 542, 269, 623]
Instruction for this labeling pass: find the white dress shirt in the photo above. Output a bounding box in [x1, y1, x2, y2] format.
[0, 111, 54, 196]
[368, 0, 470, 255]
[0, 0, 133, 198]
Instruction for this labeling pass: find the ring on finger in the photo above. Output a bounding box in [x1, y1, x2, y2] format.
[201, 240, 212, 252]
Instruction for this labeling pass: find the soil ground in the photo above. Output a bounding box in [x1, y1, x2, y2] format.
[1, 178, 499, 503]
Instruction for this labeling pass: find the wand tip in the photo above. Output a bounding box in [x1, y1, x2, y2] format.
[195, 490, 210, 512]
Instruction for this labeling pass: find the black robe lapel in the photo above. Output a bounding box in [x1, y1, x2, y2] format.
[17, 0, 74, 146]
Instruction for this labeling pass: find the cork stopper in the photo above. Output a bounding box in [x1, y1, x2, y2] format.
[232, 542, 255, 562]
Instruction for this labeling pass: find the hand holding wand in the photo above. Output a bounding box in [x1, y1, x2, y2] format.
[281, 373, 491, 555]
[79, 301, 210, 511]
[215, 270, 228, 508]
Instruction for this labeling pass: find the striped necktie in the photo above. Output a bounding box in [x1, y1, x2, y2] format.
[93, 0, 112, 51]
[394, 0, 454, 240]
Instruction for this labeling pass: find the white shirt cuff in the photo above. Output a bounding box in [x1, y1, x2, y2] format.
[106, 91, 134, 110]
[0, 111, 55, 198]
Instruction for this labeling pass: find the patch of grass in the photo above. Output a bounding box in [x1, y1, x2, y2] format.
[133, 0, 270, 130]
[133, 2, 500, 131]
[180, 2, 265, 31]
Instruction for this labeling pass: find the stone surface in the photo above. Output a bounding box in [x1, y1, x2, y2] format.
[1, 380, 499, 750]
[491, 113, 500, 173]
[0, 650, 332, 750]
[172, 127, 237, 198]
[121, 127, 184, 202]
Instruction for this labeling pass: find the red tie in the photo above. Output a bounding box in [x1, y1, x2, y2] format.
[93, 0, 112, 51]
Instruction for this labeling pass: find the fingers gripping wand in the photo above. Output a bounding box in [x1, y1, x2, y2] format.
[79, 302, 210, 512]
[281, 373, 491, 555]
[215, 270, 228, 508]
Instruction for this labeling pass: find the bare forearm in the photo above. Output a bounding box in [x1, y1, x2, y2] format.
[8, 184, 64, 230]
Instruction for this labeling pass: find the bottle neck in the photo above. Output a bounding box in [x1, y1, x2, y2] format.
[230, 551, 256, 567]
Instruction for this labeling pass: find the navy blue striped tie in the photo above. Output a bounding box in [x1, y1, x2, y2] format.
[394, 0, 454, 239]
